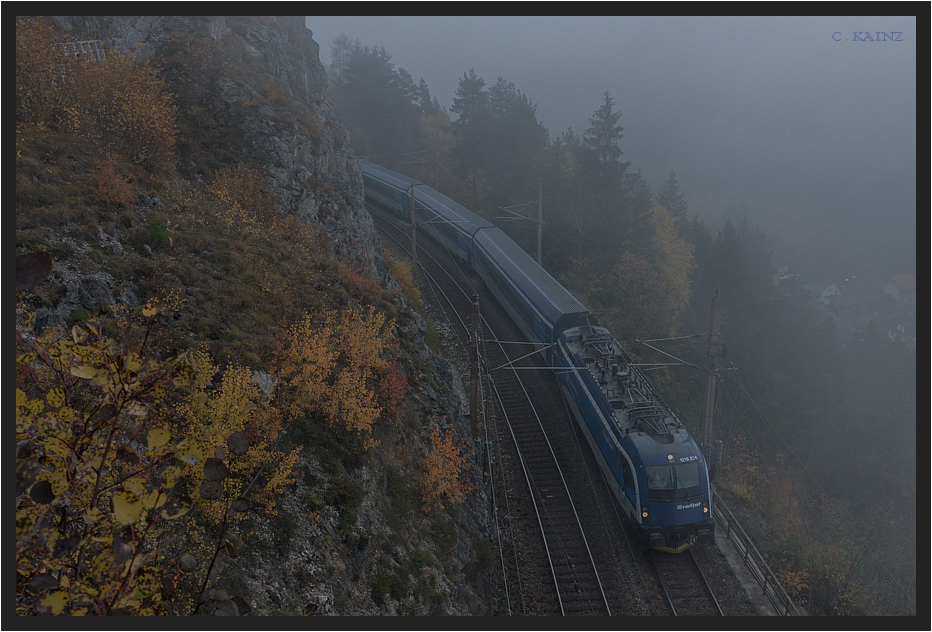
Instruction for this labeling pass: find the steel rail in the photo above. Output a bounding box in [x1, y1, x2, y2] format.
[369, 203, 611, 615]
[689, 548, 724, 616]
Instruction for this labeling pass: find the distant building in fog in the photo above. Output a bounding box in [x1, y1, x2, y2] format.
[820, 283, 841, 305]
[882, 273, 916, 307]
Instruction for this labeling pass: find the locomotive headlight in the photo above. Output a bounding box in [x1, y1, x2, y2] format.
[702, 501, 709, 515]
[641, 506, 650, 522]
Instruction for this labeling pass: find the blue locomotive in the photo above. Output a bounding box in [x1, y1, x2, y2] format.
[361, 160, 714, 552]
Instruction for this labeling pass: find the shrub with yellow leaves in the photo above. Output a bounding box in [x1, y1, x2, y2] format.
[14, 305, 251, 615]
[16, 17, 178, 177]
[171, 348, 299, 519]
[277, 306, 395, 444]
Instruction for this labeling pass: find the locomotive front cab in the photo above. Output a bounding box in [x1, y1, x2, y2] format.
[637, 454, 715, 552]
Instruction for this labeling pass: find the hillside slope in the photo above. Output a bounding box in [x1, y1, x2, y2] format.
[15, 15, 494, 615]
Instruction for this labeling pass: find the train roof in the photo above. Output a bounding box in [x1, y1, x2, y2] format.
[474, 227, 589, 333]
[624, 430, 702, 467]
[415, 187, 495, 233]
[360, 159, 419, 190]
[360, 160, 493, 236]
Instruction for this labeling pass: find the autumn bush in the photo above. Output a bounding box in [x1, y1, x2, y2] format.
[78, 49, 178, 175]
[15, 17, 83, 137]
[339, 262, 384, 306]
[277, 307, 396, 450]
[16, 16, 178, 195]
[170, 348, 300, 519]
[15, 303, 252, 615]
[208, 163, 282, 224]
[93, 153, 136, 208]
[386, 252, 422, 314]
[421, 427, 474, 513]
[377, 354, 409, 423]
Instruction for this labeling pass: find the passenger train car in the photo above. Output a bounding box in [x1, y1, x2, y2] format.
[361, 159, 714, 552]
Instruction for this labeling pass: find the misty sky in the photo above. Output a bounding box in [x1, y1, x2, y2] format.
[306, 16, 917, 280]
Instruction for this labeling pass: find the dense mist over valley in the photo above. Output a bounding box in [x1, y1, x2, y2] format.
[309, 15, 917, 614]
[309, 15, 916, 281]
[14, 15, 916, 616]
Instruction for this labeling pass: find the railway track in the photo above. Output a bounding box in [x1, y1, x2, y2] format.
[482, 314, 611, 615]
[650, 548, 724, 616]
[368, 204, 682, 616]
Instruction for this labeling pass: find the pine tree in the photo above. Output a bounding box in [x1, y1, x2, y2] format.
[657, 169, 689, 229]
[340, 44, 421, 163]
[450, 69, 490, 192]
[583, 91, 630, 185]
[485, 76, 549, 236]
[416, 78, 440, 116]
[576, 92, 633, 267]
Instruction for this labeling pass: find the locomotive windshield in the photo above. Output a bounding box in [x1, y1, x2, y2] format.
[645, 463, 702, 500]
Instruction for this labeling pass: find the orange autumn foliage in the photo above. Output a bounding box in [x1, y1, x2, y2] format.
[277, 307, 395, 441]
[421, 427, 474, 512]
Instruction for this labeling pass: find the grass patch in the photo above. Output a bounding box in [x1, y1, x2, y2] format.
[386, 467, 415, 517]
[370, 563, 393, 602]
[424, 318, 442, 354]
[429, 518, 457, 563]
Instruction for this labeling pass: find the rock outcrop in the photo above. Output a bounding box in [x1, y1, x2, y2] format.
[42, 15, 495, 616]
[50, 15, 385, 281]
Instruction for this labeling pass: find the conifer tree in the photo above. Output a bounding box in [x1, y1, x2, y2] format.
[657, 169, 689, 229]
[583, 91, 630, 186]
[450, 69, 490, 192]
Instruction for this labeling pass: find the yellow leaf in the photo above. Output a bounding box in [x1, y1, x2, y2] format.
[46, 388, 66, 409]
[38, 589, 70, 615]
[28, 398, 46, 416]
[160, 465, 182, 488]
[123, 476, 146, 497]
[124, 352, 143, 372]
[136, 604, 167, 615]
[17, 352, 36, 364]
[142, 303, 157, 318]
[142, 489, 167, 510]
[112, 490, 144, 525]
[147, 428, 171, 453]
[16, 508, 38, 542]
[132, 566, 162, 597]
[176, 438, 204, 465]
[16, 404, 35, 426]
[47, 473, 69, 497]
[83, 507, 104, 526]
[160, 495, 192, 520]
[71, 583, 98, 600]
[171, 363, 194, 387]
[70, 364, 98, 379]
[39, 436, 72, 459]
[124, 401, 149, 417]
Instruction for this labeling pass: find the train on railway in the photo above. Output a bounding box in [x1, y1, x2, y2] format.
[360, 160, 714, 553]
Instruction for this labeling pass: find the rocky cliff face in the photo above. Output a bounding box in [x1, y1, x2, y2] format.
[51, 15, 384, 279]
[44, 15, 495, 615]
